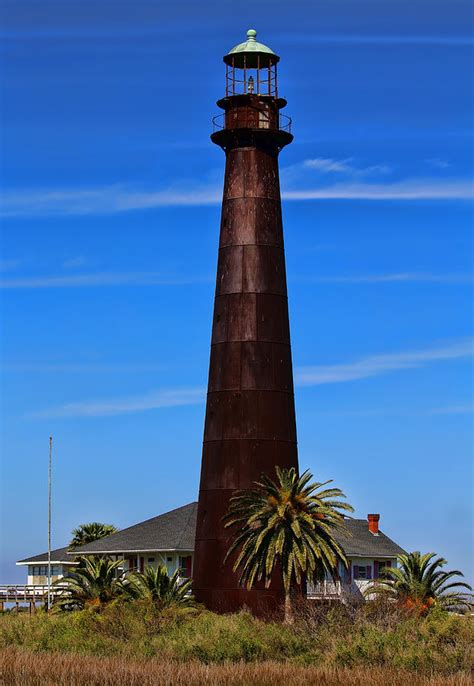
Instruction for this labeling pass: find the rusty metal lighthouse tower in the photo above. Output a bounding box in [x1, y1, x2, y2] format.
[194, 29, 299, 615]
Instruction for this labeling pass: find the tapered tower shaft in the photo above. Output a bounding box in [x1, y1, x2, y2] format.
[194, 30, 299, 616]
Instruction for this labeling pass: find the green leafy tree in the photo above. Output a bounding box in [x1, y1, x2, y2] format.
[53, 557, 126, 610]
[124, 565, 194, 608]
[224, 467, 353, 622]
[69, 522, 118, 549]
[370, 551, 472, 613]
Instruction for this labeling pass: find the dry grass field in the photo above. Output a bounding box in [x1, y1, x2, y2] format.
[0, 602, 472, 684]
[1, 648, 472, 686]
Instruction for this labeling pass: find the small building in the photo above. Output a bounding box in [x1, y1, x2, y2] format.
[16, 503, 405, 600]
[16, 546, 76, 584]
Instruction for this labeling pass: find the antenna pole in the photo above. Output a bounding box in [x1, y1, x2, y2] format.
[47, 435, 52, 611]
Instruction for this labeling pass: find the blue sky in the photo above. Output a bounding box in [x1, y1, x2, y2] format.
[1, 0, 472, 585]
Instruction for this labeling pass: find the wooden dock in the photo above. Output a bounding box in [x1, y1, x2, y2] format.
[0, 584, 49, 612]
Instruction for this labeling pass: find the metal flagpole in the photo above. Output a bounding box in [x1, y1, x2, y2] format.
[47, 435, 52, 611]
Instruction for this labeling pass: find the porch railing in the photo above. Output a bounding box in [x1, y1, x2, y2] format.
[307, 580, 366, 603]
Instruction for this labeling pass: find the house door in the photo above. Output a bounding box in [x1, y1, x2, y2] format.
[179, 555, 192, 578]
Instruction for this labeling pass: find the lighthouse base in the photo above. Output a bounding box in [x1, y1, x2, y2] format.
[195, 587, 285, 618]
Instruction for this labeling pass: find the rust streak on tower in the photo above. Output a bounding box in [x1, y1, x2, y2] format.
[194, 29, 299, 616]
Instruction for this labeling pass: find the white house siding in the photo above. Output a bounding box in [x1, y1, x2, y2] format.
[119, 552, 193, 577]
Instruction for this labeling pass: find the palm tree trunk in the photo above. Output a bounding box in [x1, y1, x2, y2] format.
[284, 591, 293, 624]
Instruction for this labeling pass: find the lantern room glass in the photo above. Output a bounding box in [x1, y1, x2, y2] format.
[225, 54, 278, 98]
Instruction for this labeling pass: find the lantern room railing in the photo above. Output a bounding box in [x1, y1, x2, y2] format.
[212, 111, 292, 134]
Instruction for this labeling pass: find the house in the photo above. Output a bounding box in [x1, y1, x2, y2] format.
[16, 546, 76, 585]
[335, 514, 405, 581]
[16, 503, 405, 598]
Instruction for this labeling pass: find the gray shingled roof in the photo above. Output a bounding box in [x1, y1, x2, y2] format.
[72, 502, 404, 559]
[73, 503, 197, 555]
[18, 504, 405, 562]
[17, 546, 76, 565]
[336, 519, 405, 558]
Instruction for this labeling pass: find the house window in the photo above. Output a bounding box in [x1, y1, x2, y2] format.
[353, 565, 372, 580]
[148, 557, 155, 563]
[32, 565, 61, 577]
[377, 560, 391, 577]
[167, 557, 172, 562]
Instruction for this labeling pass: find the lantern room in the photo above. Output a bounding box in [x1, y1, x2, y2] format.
[211, 29, 292, 150]
[224, 29, 279, 97]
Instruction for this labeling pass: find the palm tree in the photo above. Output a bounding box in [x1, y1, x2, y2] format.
[124, 564, 194, 608]
[69, 522, 118, 549]
[370, 551, 472, 613]
[53, 556, 125, 610]
[224, 467, 354, 622]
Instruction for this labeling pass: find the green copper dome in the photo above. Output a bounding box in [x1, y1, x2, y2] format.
[224, 29, 279, 68]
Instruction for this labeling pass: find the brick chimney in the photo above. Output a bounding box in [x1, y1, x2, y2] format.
[368, 514, 380, 535]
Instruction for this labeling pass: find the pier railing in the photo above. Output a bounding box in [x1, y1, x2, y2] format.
[0, 584, 67, 603]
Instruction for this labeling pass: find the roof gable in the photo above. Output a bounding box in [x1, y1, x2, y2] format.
[72, 503, 197, 555]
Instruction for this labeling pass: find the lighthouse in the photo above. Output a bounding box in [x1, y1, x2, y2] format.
[193, 30, 299, 615]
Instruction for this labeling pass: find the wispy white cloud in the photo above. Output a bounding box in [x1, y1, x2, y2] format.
[297, 272, 474, 285]
[2, 177, 472, 217]
[425, 158, 451, 170]
[0, 184, 220, 217]
[62, 256, 89, 269]
[31, 340, 473, 418]
[303, 158, 353, 173]
[301, 158, 391, 176]
[295, 339, 473, 386]
[3, 362, 165, 373]
[32, 387, 205, 418]
[312, 404, 474, 417]
[5, 270, 469, 290]
[0, 271, 212, 289]
[427, 404, 474, 415]
[283, 179, 474, 201]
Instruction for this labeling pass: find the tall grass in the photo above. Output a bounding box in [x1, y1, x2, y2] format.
[1, 648, 472, 686]
[0, 600, 472, 679]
